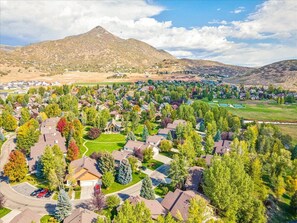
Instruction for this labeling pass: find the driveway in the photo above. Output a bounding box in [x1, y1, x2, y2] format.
[12, 182, 37, 197]
[154, 154, 172, 164]
[80, 186, 93, 200]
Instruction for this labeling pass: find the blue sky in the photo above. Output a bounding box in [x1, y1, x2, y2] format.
[0, 0, 296, 66]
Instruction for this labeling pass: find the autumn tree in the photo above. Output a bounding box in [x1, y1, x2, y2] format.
[45, 103, 62, 117]
[88, 127, 101, 140]
[57, 117, 67, 134]
[66, 139, 80, 162]
[19, 107, 31, 125]
[2, 112, 17, 131]
[90, 192, 105, 212]
[4, 150, 28, 182]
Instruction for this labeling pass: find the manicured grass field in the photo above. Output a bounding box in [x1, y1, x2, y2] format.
[102, 172, 146, 194]
[142, 159, 164, 170]
[0, 208, 11, 218]
[84, 133, 126, 156]
[134, 123, 160, 138]
[277, 125, 297, 144]
[160, 151, 177, 158]
[208, 99, 297, 122]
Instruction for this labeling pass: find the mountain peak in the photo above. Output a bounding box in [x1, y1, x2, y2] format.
[86, 26, 112, 36]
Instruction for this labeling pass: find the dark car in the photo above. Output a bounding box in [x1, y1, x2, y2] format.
[30, 188, 43, 197]
[37, 189, 48, 198]
[44, 190, 53, 198]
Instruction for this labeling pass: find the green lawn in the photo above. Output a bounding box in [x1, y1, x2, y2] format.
[10, 174, 49, 188]
[154, 183, 174, 198]
[75, 191, 81, 199]
[134, 123, 160, 138]
[0, 208, 11, 218]
[102, 172, 146, 194]
[278, 125, 297, 145]
[208, 99, 297, 122]
[142, 159, 164, 170]
[84, 133, 126, 156]
[160, 151, 177, 158]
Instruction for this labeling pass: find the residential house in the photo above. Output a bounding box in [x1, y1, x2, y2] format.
[161, 189, 197, 220]
[146, 135, 164, 147]
[214, 140, 232, 155]
[111, 150, 133, 168]
[10, 208, 41, 223]
[63, 208, 100, 223]
[200, 155, 213, 167]
[124, 140, 159, 160]
[67, 157, 102, 187]
[28, 118, 67, 172]
[184, 166, 204, 191]
[157, 128, 171, 138]
[104, 119, 123, 133]
[128, 196, 167, 220]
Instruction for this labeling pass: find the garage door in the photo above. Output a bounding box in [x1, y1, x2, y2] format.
[80, 180, 97, 187]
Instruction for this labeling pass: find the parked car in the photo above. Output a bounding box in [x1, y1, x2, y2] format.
[94, 184, 101, 194]
[44, 190, 53, 198]
[30, 188, 43, 197]
[37, 189, 48, 198]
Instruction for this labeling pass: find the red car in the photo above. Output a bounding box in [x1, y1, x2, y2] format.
[94, 184, 101, 194]
[37, 189, 48, 198]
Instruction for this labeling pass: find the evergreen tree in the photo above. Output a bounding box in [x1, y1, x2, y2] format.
[126, 131, 136, 141]
[140, 176, 155, 200]
[35, 159, 43, 179]
[97, 152, 115, 174]
[55, 188, 72, 222]
[142, 125, 149, 142]
[214, 130, 221, 142]
[117, 159, 132, 185]
[0, 131, 5, 142]
[199, 123, 205, 132]
[167, 131, 173, 141]
[169, 155, 188, 188]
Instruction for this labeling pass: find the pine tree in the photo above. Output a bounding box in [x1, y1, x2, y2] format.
[214, 130, 221, 142]
[167, 131, 173, 141]
[98, 152, 115, 174]
[140, 176, 155, 200]
[126, 131, 136, 141]
[199, 123, 205, 132]
[55, 188, 72, 221]
[117, 159, 132, 185]
[169, 154, 188, 188]
[142, 125, 149, 142]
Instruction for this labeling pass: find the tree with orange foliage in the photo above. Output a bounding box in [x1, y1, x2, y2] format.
[66, 139, 80, 162]
[4, 150, 28, 182]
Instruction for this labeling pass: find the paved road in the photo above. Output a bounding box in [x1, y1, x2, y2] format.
[0, 135, 16, 172]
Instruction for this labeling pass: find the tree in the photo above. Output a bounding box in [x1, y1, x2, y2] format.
[187, 196, 210, 223]
[20, 107, 31, 125]
[128, 156, 138, 173]
[160, 140, 172, 152]
[102, 171, 114, 189]
[143, 147, 153, 163]
[274, 176, 286, 199]
[126, 131, 136, 141]
[55, 188, 72, 221]
[90, 192, 105, 212]
[140, 176, 155, 200]
[106, 195, 120, 210]
[0, 192, 6, 208]
[57, 117, 67, 134]
[113, 200, 152, 223]
[88, 127, 101, 140]
[66, 139, 80, 162]
[291, 190, 297, 214]
[17, 118, 40, 154]
[142, 125, 149, 142]
[4, 150, 28, 182]
[48, 169, 60, 190]
[156, 213, 176, 223]
[214, 130, 221, 142]
[167, 131, 173, 141]
[2, 113, 17, 131]
[169, 155, 188, 188]
[117, 159, 132, 185]
[203, 155, 265, 223]
[205, 135, 214, 154]
[45, 104, 62, 117]
[97, 152, 115, 174]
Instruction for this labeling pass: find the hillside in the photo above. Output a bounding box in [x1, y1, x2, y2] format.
[1, 26, 174, 74]
[227, 60, 297, 89]
[148, 58, 251, 77]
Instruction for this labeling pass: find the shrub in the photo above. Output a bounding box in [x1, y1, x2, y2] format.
[88, 127, 101, 140]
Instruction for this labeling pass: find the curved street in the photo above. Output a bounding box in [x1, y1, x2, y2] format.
[0, 134, 171, 215]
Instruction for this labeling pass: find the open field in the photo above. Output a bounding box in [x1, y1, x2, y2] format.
[84, 133, 126, 156]
[208, 99, 297, 122]
[277, 125, 297, 144]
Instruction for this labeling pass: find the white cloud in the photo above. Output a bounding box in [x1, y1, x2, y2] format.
[0, 0, 296, 66]
[230, 6, 245, 14]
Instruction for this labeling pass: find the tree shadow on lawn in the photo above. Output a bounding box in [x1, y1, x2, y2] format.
[45, 203, 56, 215]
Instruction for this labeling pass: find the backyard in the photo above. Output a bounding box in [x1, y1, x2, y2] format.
[83, 133, 126, 156]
